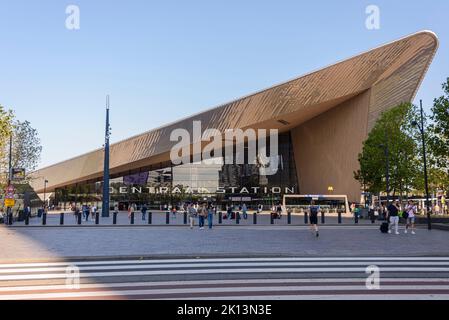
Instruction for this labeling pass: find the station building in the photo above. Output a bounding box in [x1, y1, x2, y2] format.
[30, 31, 438, 210]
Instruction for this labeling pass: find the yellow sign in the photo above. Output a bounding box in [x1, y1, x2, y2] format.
[4, 199, 15, 207]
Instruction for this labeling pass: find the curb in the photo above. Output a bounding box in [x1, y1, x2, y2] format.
[3, 252, 449, 264]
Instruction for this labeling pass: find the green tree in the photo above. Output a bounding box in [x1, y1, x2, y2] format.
[0, 105, 14, 188]
[1, 106, 42, 188]
[428, 78, 449, 194]
[11, 120, 43, 178]
[355, 103, 422, 198]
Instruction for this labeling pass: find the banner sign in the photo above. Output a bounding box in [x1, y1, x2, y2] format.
[12, 168, 26, 181]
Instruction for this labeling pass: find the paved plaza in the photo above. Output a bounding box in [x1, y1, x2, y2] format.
[1, 223, 448, 263]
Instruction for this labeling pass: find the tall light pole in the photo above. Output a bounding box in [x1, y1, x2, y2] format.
[379, 130, 390, 205]
[412, 100, 431, 230]
[43, 179, 48, 208]
[102, 95, 111, 217]
[7, 135, 13, 225]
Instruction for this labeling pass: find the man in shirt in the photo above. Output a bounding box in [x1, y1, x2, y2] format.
[405, 200, 417, 235]
[309, 200, 320, 238]
[387, 200, 400, 235]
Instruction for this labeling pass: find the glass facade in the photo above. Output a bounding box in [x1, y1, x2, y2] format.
[54, 132, 299, 211]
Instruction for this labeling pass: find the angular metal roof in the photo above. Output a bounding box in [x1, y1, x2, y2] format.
[31, 30, 438, 193]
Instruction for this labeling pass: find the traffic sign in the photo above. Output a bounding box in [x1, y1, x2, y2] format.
[4, 185, 15, 199]
[4, 199, 15, 207]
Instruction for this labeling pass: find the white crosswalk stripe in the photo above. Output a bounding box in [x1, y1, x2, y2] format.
[1, 257, 449, 300]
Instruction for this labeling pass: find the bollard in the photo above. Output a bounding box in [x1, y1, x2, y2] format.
[253, 212, 257, 225]
[183, 212, 187, 225]
[95, 211, 99, 225]
[148, 212, 152, 224]
[271, 213, 274, 225]
[113, 212, 117, 225]
[287, 212, 292, 225]
[77, 212, 82, 225]
[236, 212, 240, 224]
[42, 213, 47, 226]
[338, 211, 342, 224]
[8, 209, 13, 226]
[131, 212, 135, 225]
[166, 212, 170, 225]
[304, 212, 308, 224]
[60, 212, 64, 225]
[218, 212, 222, 224]
[321, 211, 325, 224]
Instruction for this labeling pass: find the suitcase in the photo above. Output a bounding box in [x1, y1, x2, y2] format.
[380, 222, 389, 233]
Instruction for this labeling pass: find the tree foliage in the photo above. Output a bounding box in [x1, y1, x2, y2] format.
[0, 105, 42, 188]
[0, 105, 14, 187]
[428, 77, 449, 193]
[355, 103, 422, 196]
[11, 120, 43, 175]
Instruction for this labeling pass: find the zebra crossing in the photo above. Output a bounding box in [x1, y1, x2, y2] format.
[1, 257, 449, 300]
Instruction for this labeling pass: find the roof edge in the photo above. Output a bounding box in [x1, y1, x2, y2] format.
[33, 30, 438, 174]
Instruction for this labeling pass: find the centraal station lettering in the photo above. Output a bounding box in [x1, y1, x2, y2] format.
[109, 186, 296, 195]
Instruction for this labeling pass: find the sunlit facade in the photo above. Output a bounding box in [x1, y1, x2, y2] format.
[31, 31, 438, 207]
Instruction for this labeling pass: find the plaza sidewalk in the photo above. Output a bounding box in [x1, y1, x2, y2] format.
[1, 223, 448, 263]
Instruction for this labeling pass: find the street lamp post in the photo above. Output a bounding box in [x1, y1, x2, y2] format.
[7, 135, 13, 225]
[43, 179, 48, 208]
[412, 100, 432, 230]
[379, 130, 390, 205]
[102, 95, 111, 217]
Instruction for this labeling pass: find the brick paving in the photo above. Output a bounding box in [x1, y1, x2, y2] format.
[1, 222, 448, 263]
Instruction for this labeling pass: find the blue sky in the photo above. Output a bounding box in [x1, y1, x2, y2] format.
[0, 0, 448, 169]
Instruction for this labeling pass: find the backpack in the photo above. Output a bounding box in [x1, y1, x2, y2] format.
[380, 222, 389, 233]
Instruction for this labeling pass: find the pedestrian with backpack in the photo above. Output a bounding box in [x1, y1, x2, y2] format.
[242, 203, 248, 220]
[198, 203, 207, 230]
[207, 204, 214, 229]
[309, 200, 320, 237]
[188, 203, 197, 229]
[141, 204, 147, 221]
[387, 200, 400, 235]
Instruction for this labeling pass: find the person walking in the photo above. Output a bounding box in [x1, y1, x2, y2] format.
[91, 205, 97, 222]
[276, 203, 282, 219]
[242, 203, 248, 220]
[113, 204, 119, 219]
[128, 204, 135, 220]
[309, 200, 320, 237]
[188, 203, 197, 229]
[141, 204, 147, 221]
[75, 206, 80, 223]
[198, 203, 207, 230]
[84, 205, 90, 222]
[387, 200, 400, 235]
[24, 205, 31, 221]
[207, 204, 214, 229]
[404, 200, 417, 234]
